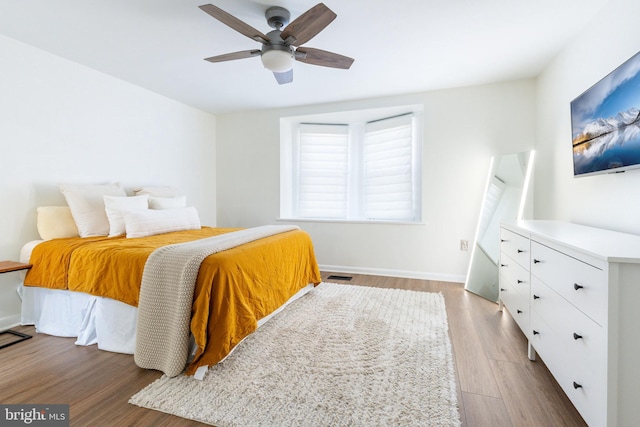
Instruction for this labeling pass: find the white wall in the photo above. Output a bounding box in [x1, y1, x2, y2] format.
[0, 35, 217, 329]
[535, 0, 640, 234]
[216, 80, 536, 281]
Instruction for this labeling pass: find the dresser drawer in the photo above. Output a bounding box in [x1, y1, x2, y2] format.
[531, 277, 605, 368]
[499, 275, 530, 338]
[499, 253, 530, 298]
[530, 309, 605, 427]
[500, 228, 530, 269]
[530, 241, 606, 326]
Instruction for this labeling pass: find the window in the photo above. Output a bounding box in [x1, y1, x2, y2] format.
[364, 114, 416, 221]
[296, 124, 349, 219]
[281, 107, 422, 223]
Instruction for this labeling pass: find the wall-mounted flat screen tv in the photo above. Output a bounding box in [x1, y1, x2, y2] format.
[570, 50, 640, 177]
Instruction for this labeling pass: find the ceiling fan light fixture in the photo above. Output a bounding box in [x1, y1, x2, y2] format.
[200, 3, 354, 84]
[261, 48, 294, 73]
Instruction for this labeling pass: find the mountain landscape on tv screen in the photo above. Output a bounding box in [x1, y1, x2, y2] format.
[572, 107, 640, 175]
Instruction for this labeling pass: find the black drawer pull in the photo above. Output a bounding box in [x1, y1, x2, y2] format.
[574, 283, 584, 290]
[533, 259, 541, 264]
[517, 279, 524, 284]
[533, 294, 540, 300]
[533, 330, 539, 335]
[517, 249, 524, 253]
[517, 309, 523, 314]
[501, 239, 506, 243]
[500, 288, 506, 292]
[573, 382, 582, 389]
[573, 333, 583, 340]
[500, 263, 507, 268]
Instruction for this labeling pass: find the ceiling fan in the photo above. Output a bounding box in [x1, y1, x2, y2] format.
[199, 3, 354, 84]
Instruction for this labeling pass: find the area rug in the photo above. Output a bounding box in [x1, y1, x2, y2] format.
[129, 282, 461, 426]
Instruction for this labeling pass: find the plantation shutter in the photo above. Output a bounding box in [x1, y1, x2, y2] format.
[296, 123, 349, 219]
[364, 114, 415, 220]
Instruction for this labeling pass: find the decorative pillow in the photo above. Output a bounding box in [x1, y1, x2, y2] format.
[148, 195, 187, 210]
[123, 206, 201, 238]
[133, 186, 183, 198]
[103, 195, 149, 237]
[36, 206, 80, 240]
[59, 183, 127, 237]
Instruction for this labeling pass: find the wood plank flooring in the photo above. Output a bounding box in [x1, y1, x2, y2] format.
[0, 272, 587, 426]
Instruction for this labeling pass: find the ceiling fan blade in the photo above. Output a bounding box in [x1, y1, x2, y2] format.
[204, 50, 261, 63]
[199, 4, 270, 44]
[274, 69, 293, 85]
[296, 47, 354, 69]
[280, 3, 336, 46]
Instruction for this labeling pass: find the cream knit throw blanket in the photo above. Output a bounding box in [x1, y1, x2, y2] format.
[134, 225, 300, 377]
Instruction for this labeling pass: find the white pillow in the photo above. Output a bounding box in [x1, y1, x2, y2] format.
[123, 207, 201, 238]
[103, 195, 149, 237]
[60, 183, 127, 237]
[148, 195, 187, 209]
[36, 206, 80, 240]
[133, 186, 183, 198]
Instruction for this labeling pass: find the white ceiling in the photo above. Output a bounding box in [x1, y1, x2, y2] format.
[0, 0, 607, 115]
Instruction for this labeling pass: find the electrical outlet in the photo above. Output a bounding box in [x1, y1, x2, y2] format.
[460, 240, 468, 251]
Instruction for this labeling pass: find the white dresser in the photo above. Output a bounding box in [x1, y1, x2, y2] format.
[498, 220, 640, 427]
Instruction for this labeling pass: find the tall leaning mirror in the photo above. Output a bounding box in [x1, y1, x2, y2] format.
[464, 151, 534, 302]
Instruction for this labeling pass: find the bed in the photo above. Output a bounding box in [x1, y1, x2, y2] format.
[18, 183, 321, 378]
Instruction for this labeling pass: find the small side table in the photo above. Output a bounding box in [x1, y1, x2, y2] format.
[0, 261, 33, 349]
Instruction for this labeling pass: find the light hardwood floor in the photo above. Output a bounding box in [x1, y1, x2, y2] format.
[0, 272, 587, 426]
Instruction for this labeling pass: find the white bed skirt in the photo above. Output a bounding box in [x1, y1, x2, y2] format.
[19, 285, 138, 354]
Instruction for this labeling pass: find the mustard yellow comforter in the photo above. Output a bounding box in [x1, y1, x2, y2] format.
[24, 227, 322, 374]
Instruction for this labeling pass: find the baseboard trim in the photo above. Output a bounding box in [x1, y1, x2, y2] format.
[0, 314, 21, 332]
[318, 264, 465, 284]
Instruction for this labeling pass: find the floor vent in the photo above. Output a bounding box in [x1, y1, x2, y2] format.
[327, 275, 353, 281]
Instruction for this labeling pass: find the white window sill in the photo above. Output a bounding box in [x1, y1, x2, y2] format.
[277, 217, 425, 226]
